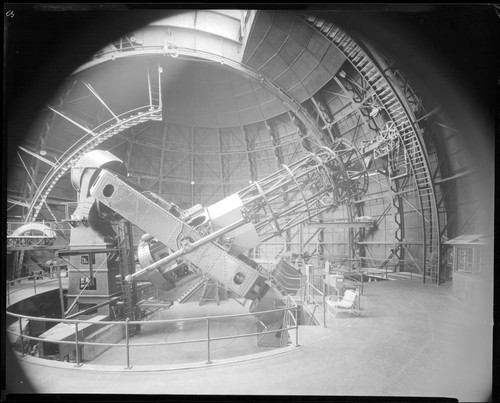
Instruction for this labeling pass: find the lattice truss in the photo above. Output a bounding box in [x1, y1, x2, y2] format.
[232, 139, 368, 243]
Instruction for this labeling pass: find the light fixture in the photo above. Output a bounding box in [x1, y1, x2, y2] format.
[338, 70, 346, 78]
[39, 150, 47, 156]
[190, 180, 195, 185]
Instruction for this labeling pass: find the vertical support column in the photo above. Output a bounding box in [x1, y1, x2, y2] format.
[190, 126, 195, 206]
[217, 128, 225, 198]
[349, 201, 366, 270]
[206, 318, 212, 364]
[126, 137, 134, 171]
[147, 68, 153, 109]
[125, 318, 132, 369]
[241, 125, 255, 182]
[157, 64, 163, 110]
[295, 307, 300, 346]
[389, 174, 409, 274]
[58, 264, 65, 318]
[159, 123, 168, 196]
[266, 120, 284, 169]
[298, 223, 304, 268]
[310, 94, 336, 144]
[288, 111, 312, 152]
[19, 317, 25, 356]
[74, 322, 82, 367]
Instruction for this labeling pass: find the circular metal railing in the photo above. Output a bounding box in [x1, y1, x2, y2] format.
[6, 299, 299, 369]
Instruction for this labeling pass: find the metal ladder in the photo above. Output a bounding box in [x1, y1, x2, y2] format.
[304, 16, 440, 283]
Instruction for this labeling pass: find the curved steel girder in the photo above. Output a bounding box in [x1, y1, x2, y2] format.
[26, 43, 333, 223]
[75, 45, 327, 146]
[304, 16, 441, 283]
[26, 107, 162, 222]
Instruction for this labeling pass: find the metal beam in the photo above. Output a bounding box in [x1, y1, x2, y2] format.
[333, 77, 371, 132]
[310, 95, 335, 143]
[363, 245, 377, 266]
[357, 241, 424, 245]
[403, 245, 423, 273]
[191, 126, 195, 206]
[434, 169, 474, 185]
[241, 126, 254, 181]
[218, 127, 225, 197]
[47, 105, 95, 136]
[306, 221, 374, 228]
[375, 203, 392, 227]
[16, 151, 39, 192]
[303, 227, 323, 248]
[158, 124, 167, 195]
[7, 198, 30, 208]
[83, 81, 119, 122]
[18, 146, 56, 167]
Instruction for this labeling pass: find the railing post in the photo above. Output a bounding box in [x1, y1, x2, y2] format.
[125, 318, 132, 369]
[322, 293, 327, 328]
[33, 275, 37, 295]
[7, 281, 10, 306]
[206, 318, 211, 364]
[295, 307, 300, 347]
[74, 322, 82, 367]
[19, 317, 25, 356]
[57, 266, 65, 318]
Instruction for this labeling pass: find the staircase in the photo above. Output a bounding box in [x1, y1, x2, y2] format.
[26, 106, 162, 222]
[199, 279, 228, 306]
[304, 16, 441, 284]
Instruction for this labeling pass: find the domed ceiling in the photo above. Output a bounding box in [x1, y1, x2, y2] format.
[6, 8, 496, 281]
[161, 59, 287, 128]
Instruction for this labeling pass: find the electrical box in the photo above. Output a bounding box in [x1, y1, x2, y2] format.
[325, 274, 345, 295]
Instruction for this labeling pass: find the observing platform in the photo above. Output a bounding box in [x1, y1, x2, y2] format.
[5, 279, 492, 401]
[7, 276, 69, 307]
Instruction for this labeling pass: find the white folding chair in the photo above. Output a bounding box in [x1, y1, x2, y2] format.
[326, 289, 360, 317]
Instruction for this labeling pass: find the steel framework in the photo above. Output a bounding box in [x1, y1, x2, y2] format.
[304, 16, 441, 283]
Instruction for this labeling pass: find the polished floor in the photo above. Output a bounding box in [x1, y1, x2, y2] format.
[5, 279, 493, 401]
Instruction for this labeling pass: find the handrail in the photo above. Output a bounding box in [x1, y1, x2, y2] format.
[7, 323, 299, 349]
[302, 281, 327, 327]
[6, 304, 299, 367]
[26, 105, 162, 222]
[342, 273, 364, 296]
[6, 274, 64, 307]
[7, 305, 292, 325]
[303, 16, 441, 284]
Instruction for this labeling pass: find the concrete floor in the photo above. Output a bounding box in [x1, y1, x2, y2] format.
[90, 301, 268, 366]
[5, 279, 493, 401]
